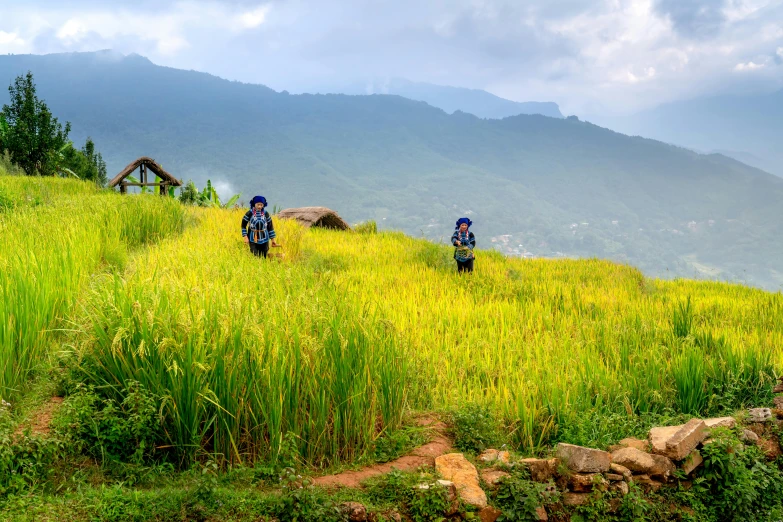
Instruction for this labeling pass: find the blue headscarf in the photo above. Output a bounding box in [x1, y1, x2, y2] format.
[249, 195, 267, 209]
[455, 217, 472, 230]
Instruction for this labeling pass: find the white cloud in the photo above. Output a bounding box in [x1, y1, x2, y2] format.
[0, 30, 27, 52]
[734, 60, 766, 71]
[777, 47, 783, 58]
[239, 6, 271, 29]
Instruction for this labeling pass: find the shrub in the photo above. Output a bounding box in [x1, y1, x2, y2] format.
[450, 403, 502, 454]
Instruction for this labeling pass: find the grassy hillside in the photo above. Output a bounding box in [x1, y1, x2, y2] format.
[1, 51, 783, 290]
[0, 176, 782, 519]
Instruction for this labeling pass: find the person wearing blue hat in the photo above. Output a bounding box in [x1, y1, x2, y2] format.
[451, 217, 475, 273]
[241, 195, 278, 257]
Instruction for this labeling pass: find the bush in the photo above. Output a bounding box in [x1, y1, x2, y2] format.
[493, 468, 559, 521]
[450, 403, 503, 454]
[354, 220, 378, 234]
[54, 381, 163, 465]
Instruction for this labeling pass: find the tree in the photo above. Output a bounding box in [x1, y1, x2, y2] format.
[1, 71, 71, 176]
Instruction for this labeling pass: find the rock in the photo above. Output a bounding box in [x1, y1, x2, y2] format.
[535, 506, 548, 521]
[563, 492, 591, 506]
[613, 437, 650, 452]
[478, 506, 503, 522]
[480, 469, 510, 487]
[704, 417, 736, 429]
[681, 450, 703, 475]
[611, 447, 674, 479]
[435, 453, 487, 508]
[610, 481, 630, 495]
[606, 473, 624, 481]
[556, 443, 611, 473]
[774, 396, 783, 409]
[634, 475, 665, 492]
[649, 425, 681, 454]
[610, 463, 632, 482]
[665, 419, 707, 460]
[340, 502, 367, 522]
[519, 458, 557, 482]
[497, 451, 512, 465]
[478, 449, 500, 463]
[748, 408, 773, 423]
[436, 479, 459, 513]
[759, 438, 783, 460]
[569, 473, 606, 492]
[741, 429, 760, 444]
[773, 384, 783, 393]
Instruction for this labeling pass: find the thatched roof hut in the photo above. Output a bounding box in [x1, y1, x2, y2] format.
[277, 207, 350, 230]
[108, 157, 182, 195]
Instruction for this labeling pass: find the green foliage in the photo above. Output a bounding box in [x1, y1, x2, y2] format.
[270, 468, 343, 522]
[691, 427, 783, 521]
[555, 409, 689, 450]
[372, 427, 428, 464]
[54, 381, 163, 466]
[355, 220, 378, 234]
[1, 72, 71, 176]
[365, 470, 449, 521]
[450, 403, 503, 454]
[59, 138, 108, 186]
[0, 405, 63, 498]
[178, 179, 240, 208]
[494, 468, 559, 521]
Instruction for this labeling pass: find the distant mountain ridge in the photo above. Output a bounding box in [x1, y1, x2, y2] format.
[322, 78, 564, 119]
[1, 51, 782, 290]
[595, 89, 783, 177]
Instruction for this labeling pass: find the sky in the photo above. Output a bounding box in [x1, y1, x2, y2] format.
[0, 0, 782, 115]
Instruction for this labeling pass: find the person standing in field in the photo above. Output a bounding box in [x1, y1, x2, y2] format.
[452, 217, 475, 273]
[242, 195, 278, 258]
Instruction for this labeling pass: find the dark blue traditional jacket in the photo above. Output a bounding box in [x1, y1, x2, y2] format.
[451, 230, 475, 261]
[241, 209, 276, 244]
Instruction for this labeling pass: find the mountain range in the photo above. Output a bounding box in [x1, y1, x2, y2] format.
[304, 78, 564, 119]
[1, 50, 782, 290]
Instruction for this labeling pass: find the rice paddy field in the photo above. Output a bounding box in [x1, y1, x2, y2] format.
[1, 174, 782, 473]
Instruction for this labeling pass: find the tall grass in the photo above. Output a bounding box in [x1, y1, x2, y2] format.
[66, 208, 783, 464]
[0, 176, 184, 401]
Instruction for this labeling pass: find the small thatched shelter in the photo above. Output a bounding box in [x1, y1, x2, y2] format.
[108, 157, 182, 195]
[277, 207, 351, 230]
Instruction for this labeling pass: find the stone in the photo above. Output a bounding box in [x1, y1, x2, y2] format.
[610, 463, 633, 482]
[665, 419, 708, 460]
[563, 492, 591, 506]
[759, 438, 783, 460]
[480, 469, 510, 487]
[435, 453, 487, 508]
[773, 384, 783, 393]
[704, 417, 736, 429]
[340, 502, 367, 522]
[519, 458, 558, 482]
[681, 450, 703, 475]
[569, 473, 606, 493]
[741, 429, 760, 444]
[478, 506, 503, 522]
[611, 447, 674, 479]
[649, 425, 681, 454]
[478, 449, 500, 463]
[606, 473, 624, 481]
[748, 408, 773, 423]
[616, 437, 650, 452]
[535, 506, 548, 521]
[497, 450, 512, 465]
[555, 443, 611, 473]
[610, 481, 630, 496]
[436, 480, 460, 516]
[634, 475, 665, 492]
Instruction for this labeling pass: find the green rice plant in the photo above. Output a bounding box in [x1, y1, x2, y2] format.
[673, 344, 709, 415]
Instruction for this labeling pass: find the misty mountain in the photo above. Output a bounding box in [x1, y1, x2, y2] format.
[595, 89, 783, 177]
[308, 78, 564, 119]
[1, 51, 782, 290]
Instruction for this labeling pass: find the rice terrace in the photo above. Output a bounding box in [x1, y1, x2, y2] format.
[1, 24, 783, 521]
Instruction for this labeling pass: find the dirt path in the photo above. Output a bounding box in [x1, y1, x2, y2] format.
[14, 396, 64, 437]
[313, 416, 452, 489]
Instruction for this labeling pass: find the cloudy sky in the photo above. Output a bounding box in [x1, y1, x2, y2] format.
[1, 0, 781, 115]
